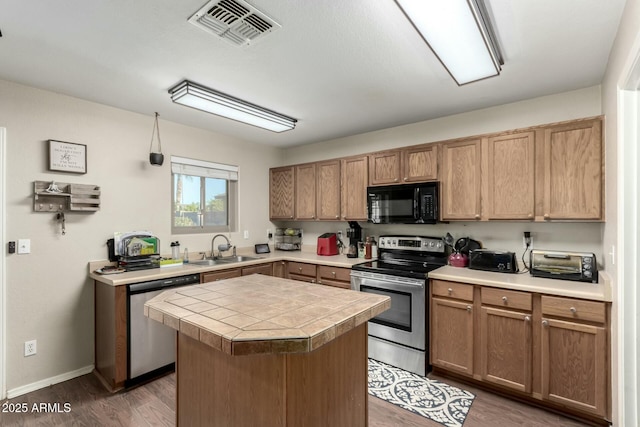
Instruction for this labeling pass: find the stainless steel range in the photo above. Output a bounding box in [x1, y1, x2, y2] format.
[351, 235, 448, 376]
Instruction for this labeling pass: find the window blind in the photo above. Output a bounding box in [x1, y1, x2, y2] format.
[171, 156, 238, 181]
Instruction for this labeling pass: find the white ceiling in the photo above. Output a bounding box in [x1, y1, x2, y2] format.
[0, 0, 627, 147]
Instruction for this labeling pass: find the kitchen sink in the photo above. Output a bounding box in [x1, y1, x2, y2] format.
[190, 256, 263, 266]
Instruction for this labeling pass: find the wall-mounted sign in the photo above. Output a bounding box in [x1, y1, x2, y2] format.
[49, 140, 87, 174]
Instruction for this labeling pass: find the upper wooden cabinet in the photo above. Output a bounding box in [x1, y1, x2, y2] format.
[441, 138, 482, 221]
[341, 155, 369, 221]
[269, 166, 295, 220]
[368, 145, 438, 186]
[403, 144, 438, 183]
[316, 160, 341, 220]
[295, 163, 317, 220]
[484, 132, 535, 220]
[541, 119, 603, 220]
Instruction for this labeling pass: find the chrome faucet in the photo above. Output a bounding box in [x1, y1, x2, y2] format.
[211, 234, 232, 259]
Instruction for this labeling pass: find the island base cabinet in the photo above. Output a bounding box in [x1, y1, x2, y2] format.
[176, 323, 368, 427]
[541, 318, 607, 417]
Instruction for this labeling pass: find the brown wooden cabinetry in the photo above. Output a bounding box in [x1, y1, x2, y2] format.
[295, 163, 317, 220]
[316, 160, 341, 220]
[441, 138, 482, 221]
[202, 268, 242, 283]
[316, 265, 351, 289]
[269, 166, 295, 220]
[272, 261, 287, 278]
[541, 118, 603, 220]
[484, 132, 535, 220]
[430, 280, 474, 376]
[241, 263, 273, 276]
[341, 155, 368, 221]
[480, 288, 533, 393]
[287, 261, 317, 283]
[94, 282, 127, 391]
[540, 296, 607, 417]
[403, 144, 438, 183]
[368, 145, 438, 186]
[430, 279, 610, 422]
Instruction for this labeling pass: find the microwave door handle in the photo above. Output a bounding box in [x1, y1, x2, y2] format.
[413, 188, 419, 219]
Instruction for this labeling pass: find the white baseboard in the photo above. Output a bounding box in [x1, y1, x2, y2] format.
[6, 364, 95, 399]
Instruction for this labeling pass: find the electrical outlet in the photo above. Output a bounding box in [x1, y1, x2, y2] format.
[24, 340, 37, 357]
[267, 229, 272, 240]
[337, 230, 343, 239]
[243, 230, 249, 239]
[523, 232, 532, 249]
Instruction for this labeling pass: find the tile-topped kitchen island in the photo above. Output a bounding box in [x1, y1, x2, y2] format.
[144, 273, 390, 427]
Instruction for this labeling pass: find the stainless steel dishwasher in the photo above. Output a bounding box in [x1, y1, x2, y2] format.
[126, 273, 200, 387]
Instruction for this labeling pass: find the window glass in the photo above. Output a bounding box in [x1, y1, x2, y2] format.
[171, 157, 237, 234]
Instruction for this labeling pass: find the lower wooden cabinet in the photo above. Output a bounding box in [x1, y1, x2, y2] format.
[241, 263, 273, 276]
[201, 268, 242, 283]
[430, 279, 610, 422]
[316, 265, 351, 289]
[431, 297, 474, 376]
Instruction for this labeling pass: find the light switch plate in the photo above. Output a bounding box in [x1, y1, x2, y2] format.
[17, 239, 31, 254]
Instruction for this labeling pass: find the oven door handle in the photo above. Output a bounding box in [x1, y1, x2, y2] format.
[351, 272, 425, 288]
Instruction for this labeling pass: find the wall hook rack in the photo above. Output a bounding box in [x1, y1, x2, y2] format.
[33, 180, 100, 212]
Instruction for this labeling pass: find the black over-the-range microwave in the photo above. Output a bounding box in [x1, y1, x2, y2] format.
[367, 182, 439, 224]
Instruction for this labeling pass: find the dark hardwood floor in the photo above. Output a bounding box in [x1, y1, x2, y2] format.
[0, 372, 590, 426]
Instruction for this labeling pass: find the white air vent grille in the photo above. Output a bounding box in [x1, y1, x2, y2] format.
[188, 0, 281, 47]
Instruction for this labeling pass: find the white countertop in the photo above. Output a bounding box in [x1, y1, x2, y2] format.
[89, 248, 368, 286]
[429, 265, 612, 302]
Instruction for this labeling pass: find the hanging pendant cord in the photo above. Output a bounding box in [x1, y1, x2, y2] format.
[150, 112, 162, 152]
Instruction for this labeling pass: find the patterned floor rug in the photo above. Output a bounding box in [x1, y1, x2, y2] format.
[368, 358, 475, 427]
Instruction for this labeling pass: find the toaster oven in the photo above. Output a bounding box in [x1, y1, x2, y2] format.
[530, 250, 598, 283]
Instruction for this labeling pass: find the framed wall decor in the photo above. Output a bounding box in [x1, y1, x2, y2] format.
[49, 140, 87, 174]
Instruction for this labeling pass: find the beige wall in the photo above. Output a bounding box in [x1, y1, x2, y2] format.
[601, 0, 640, 425]
[0, 79, 280, 391]
[277, 86, 605, 264]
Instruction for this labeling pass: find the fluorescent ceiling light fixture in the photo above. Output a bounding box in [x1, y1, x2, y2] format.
[395, 0, 503, 85]
[169, 80, 297, 133]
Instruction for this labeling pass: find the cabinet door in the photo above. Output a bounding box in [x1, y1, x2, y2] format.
[369, 151, 401, 185]
[402, 144, 438, 183]
[272, 261, 286, 278]
[486, 132, 535, 220]
[316, 160, 341, 220]
[269, 166, 295, 220]
[431, 297, 474, 376]
[295, 163, 317, 220]
[341, 156, 369, 220]
[542, 119, 603, 220]
[480, 307, 532, 393]
[441, 139, 482, 221]
[541, 317, 606, 417]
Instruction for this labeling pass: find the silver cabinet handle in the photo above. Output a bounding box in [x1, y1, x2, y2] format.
[502, 296, 508, 303]
[525, 316, 531, 322]
[466, 305, 472, 312]
[448, 288, 453, 294]
[542, 320, 549, 326]
[570, 307, 577, 314]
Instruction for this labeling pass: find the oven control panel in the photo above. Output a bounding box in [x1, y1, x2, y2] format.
[378, 235, 445, 253]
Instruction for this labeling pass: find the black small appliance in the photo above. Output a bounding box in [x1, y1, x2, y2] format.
[367, 182, 438, 224]
[346, 221, 362, 258]
[468, 249, 518, 273]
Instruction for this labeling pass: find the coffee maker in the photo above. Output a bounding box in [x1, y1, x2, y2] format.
[346, 221, 362, 258]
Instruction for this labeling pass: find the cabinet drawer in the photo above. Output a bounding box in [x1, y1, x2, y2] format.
[317, 265, 351, 282]
[318, 279, 350, 289]
[241, 263, 273, 276]
[202, 268, 241, 283]
[288, 273, 316, 283]
[541, 296, 605, 323]
[287, 262, 317, 277]
[431, 280, 474, 301]
[481, 287, 532, 311]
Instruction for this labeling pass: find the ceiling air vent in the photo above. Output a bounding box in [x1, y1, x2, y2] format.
[188, 0, 281, 47]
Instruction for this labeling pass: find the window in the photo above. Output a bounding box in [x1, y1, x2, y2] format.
[171, 156, 238, 234]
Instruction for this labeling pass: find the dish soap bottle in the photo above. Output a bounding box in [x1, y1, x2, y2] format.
[183, 247, 189, 264]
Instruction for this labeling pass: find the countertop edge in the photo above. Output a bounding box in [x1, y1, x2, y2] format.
[429, 265, 612, 302]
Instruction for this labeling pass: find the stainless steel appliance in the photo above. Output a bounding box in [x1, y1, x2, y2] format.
[127, 273, 200, 387]
[367, 182, 439, 224]
[469, 249, 518, 273]
[530, 249, 598, 283]
[351, 235, 448, 376]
